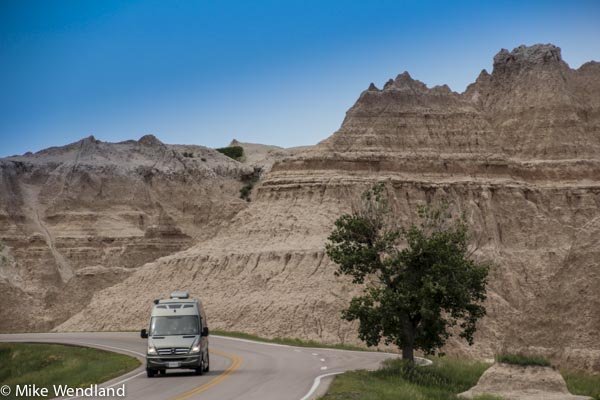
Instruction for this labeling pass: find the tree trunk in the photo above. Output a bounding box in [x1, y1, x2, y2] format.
[400, 317, 416, 364]
[402, 344, 415, 363]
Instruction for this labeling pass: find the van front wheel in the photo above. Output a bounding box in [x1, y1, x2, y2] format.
[194, 356, 204, 376]
[203, 353, 210, 372]
[146, 368, 156, 378]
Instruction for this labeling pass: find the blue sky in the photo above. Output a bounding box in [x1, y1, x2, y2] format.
[1, 0, 599, 156]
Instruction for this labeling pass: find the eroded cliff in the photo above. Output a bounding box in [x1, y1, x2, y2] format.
[0, 135, 254, 331]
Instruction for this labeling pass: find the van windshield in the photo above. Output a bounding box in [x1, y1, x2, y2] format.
[150, 315, 199, 336]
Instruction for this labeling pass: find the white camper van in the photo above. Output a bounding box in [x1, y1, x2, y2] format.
[140, 291, 210, 377]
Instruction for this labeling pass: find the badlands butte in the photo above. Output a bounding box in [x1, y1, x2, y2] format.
[1, 44, 599, 371]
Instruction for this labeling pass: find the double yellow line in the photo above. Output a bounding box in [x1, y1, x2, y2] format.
[170, 349, 243, 400]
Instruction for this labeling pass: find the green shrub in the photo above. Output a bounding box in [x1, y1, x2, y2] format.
[240, 183, 253, 201]
[0, 241, 7, 264]
[216, 146, 244, 160]
[495, 353, 551, 367]
[182, 151, 194, 158]
[239, 166, 261, 201]
[562, 369, 600, 400]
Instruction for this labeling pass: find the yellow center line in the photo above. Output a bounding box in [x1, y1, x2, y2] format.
[169, 349, 243, 400]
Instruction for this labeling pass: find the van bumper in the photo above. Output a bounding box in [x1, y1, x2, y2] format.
[146, 355, 202, 369]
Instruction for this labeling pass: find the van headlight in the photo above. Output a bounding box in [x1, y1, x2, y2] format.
[147, 345, 157, 355]
[190, 344, 201, 354]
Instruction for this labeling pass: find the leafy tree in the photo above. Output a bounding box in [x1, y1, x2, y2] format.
[326, 183, 490, 363]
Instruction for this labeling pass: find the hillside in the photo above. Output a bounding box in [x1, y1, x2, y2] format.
[0, 135, 254, 332]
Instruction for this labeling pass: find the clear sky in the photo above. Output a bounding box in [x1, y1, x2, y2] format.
[1, 0, 599, 157]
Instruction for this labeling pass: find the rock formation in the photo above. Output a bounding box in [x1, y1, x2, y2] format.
[0, 135, 253, 331]
[458, 363, 592, 400]
[6, 44, 600, 371]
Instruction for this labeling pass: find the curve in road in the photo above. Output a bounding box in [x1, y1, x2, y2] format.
[0, 332, 395, 400]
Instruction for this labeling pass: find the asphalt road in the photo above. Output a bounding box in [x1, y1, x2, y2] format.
[0, 332, 396, 400]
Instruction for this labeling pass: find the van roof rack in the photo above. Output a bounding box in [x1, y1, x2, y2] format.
[170, 291, 189, 299]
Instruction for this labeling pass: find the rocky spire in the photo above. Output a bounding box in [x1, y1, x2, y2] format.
[492, 44, 567, 75]
[382, 71, 428, 93]
[367, 82, 379, 92]
[383, 78, 395, 90]
[82, 135, 98, 143]
[138, 134, 163, 147]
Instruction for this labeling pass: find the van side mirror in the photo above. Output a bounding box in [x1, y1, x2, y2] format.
[140, 329, 148, 339]
[201, 327, 209, 337]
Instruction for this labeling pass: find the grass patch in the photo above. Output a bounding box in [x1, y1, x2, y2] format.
[212, 329, 368, 352]
[320, 354, 600, 400]
[562, 369, 600, 400]
[0, 342, 140, 400]
[320, 357, 491, 400]
[495, 353, 551, 367]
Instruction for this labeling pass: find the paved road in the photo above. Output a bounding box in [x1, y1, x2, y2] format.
[0, 332, 396, 400]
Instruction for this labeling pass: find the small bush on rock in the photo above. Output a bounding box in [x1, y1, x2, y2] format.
[216, 146, 244, 160]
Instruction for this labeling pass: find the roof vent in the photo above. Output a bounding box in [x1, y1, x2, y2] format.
[170, 291, 189, 299]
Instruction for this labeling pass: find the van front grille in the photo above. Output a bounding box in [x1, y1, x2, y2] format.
[157, 347, 189, 356]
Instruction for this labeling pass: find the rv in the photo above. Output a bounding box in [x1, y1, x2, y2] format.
[140, 291, 210, 377]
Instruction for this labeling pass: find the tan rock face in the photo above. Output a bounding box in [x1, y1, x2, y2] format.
[10, 44, 600, 372]
[458, 363, 592, 400]
[0, 135, 252, 332]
